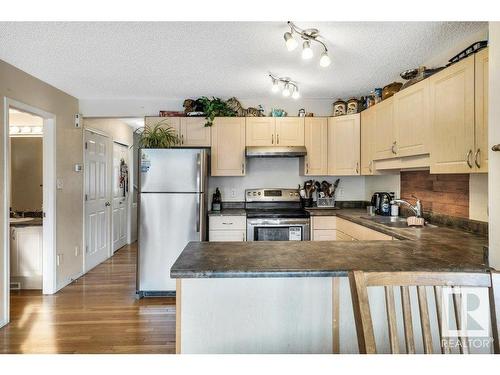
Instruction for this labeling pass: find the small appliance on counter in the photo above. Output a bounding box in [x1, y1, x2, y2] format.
[370, 192, 395, 216]
[212, 188, 222, 211]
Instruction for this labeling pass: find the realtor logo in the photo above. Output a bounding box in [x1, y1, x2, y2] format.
[441, 287, 490, 338]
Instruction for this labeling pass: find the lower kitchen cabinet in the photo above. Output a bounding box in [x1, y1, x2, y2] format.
[211, 117, 246, 176]
[311, 216, 392, 241]
[10, 225, 43, 289]
[209, 215, 246, 241]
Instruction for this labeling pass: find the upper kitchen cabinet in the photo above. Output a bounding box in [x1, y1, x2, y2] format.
[393, 79, 430, 157]
[327, 114, 360, 176]
[275, 117, 305, 146]
[246, 117, 275, 146]
[180, 117, 211, 147]
[429, 54, 475, 174]
[145, 116, 181, 138]
[373, 97, 396, 160]
[211, 117, 246, 176]
[304, 117, 328, 175]
[474, 47, 489, 173]
[360, 106, 376, 175]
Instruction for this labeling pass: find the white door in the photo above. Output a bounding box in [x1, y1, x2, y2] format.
[84, 130, 111, 272]
[112, 143, 129, 252]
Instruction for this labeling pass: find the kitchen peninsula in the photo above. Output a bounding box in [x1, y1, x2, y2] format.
[171, 209, 489, 354]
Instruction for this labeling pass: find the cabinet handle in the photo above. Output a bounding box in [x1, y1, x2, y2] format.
[466, 149, 473, 168]
[474, 149, 481, 168]
[181, 134, 184, 145]
[306, 163, 309, 174]
[492, 144, 500, 152]
[241, 163, 245, 174]
[369, 160, 373, 173]
[355, 162, 359, 174]
[222, 222, 233, 225]
[277, 134, 280, 144]
[391, 141, 397, 155]
[242, 232, 246, 241]
[271, 134, 274, 144]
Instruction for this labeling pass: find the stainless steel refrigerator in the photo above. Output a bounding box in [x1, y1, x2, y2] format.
[137, 148, 207, 296]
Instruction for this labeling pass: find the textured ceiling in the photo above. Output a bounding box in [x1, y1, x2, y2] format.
[0, 22, 487, 100]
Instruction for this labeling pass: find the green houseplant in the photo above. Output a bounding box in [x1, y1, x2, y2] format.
[135, 120, 180, 148]
[197, 96, 237, 127]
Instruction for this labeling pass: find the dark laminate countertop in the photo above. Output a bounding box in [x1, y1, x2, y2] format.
[171, 209, 489, 278]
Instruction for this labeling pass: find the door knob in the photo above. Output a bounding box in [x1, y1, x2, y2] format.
[492, 144, 500, 152]
[105, 202, 111, 207]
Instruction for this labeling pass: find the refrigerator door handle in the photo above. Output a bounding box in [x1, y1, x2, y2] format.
[196, 152, 201, 193]
[196, 194, 200, 233]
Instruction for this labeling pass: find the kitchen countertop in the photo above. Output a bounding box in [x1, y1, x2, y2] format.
[208, 208, 247, 216]
[9, 218, 43, 227]
[171, 209, 489, 278]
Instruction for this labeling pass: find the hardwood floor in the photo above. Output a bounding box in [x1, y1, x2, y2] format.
[0, 243, 177, 354]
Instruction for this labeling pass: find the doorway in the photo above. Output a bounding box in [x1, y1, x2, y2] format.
[1, 98, 57, 327]
[112, 142, 129, 252]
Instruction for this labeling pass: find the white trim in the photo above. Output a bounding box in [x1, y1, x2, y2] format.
[1, 98, 57, 326]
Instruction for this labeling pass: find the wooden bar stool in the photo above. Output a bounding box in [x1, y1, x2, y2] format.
[348, 270, 500, 354]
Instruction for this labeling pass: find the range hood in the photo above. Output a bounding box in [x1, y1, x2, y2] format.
[245, 146, 307, 158]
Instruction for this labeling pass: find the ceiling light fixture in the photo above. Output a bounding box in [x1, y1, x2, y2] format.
[283, 21, 331, 68]
[269, 74, 299, 99]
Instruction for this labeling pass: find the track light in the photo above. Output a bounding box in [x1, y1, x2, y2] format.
[319, 51, 331, 67]
[269, 74, 299, 100]
[284, 21, 331, 68]
[284, 31, 298, 51]
[302, 41, 313, 60]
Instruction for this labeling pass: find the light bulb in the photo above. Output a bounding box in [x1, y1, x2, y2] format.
[319, 51, 331, 67]
[282, 84, 291, 97]
[10, 126, 20, 134]
[284, 32, 298, 51]
[32, 126, 43, 133]
[21, 126, 31, 133]
[271, 79, 280, 93]
[302, 40, 313, 60]
[292, 88, 300, 99]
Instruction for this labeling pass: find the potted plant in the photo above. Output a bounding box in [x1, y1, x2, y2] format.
[135, 120, 180, 148]
[197, 96, 237, 127]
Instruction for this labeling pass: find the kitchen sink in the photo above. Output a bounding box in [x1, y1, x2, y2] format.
[359, 216, 437, 228]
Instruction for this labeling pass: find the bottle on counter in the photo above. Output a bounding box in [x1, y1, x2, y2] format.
[212, 188, 222, 211]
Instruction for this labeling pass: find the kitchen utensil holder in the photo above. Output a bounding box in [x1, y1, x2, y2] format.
[302, 197, 314, 207]
[317, 197, 336, 207]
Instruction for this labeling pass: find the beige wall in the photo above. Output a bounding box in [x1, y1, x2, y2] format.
[10, 137, 43, 212]
[1, 59, 81, 322]
[83, 118, 134, 146]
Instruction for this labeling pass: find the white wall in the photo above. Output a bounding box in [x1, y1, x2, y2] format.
[489, 23, 500, 269]
[209, 158, 366, 203]
[470, 174, 489, 222]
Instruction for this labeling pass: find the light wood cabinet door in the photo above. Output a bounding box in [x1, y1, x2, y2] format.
[393, 79, 430, 157]
[145, 117, 181, 145]
[360, 107, 376, 175]
[304, 117, 328, 175]
[429, 55, 475, 173]
[180, 118, 211, 146]
[374, 97, 396, 160]
[327, 114, 360, 176]
[211, 117, 246, 176]
[246, 117, 275, 146]
[275, 117, 305, 146]
[474, 47, 488, 173]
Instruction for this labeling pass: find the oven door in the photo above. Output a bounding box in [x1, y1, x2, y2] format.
[246, 218, 310, 241]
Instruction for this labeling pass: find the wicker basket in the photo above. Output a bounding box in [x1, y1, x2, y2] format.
[317, 197, 336, 208]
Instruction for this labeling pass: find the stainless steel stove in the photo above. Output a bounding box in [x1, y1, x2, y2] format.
[245, 188, 310, 241]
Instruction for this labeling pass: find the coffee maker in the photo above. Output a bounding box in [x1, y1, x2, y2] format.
[370, 192, 394, 216]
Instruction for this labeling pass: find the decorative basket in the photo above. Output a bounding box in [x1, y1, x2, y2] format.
[317, 197, 336, 208]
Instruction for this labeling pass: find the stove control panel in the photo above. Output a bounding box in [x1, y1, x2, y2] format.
[245, 188, 300, 202]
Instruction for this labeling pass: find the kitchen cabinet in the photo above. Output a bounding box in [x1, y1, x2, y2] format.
[373, 97, 396, 160]
[211, 117, 246, 176]
[246, 117, 275, 146]
[360, 106, 376, 175]
[275, 117, 305, 146]
[474, 47, 489, 173]
[327, 114, 360, 176]
[180, 117, 211, 146]
[209, 215, 246, 242]
[429, 54, 475, 174]
[10, 225, 43, 289]
[393, 79, 430, 157]
[246, 117, 305, 147]
[304, 117, 328, 175]
[311, 216, 392, 241]
[145, 117, 210, 147]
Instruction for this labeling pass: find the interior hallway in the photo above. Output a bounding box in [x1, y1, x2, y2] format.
[0, 243, 176, 353]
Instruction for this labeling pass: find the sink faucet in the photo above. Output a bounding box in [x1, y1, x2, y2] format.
[390, 195, 423, 218]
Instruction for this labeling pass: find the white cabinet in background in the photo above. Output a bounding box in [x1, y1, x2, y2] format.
[10, 225, 43, 289]
[209, 215, 246, 242]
